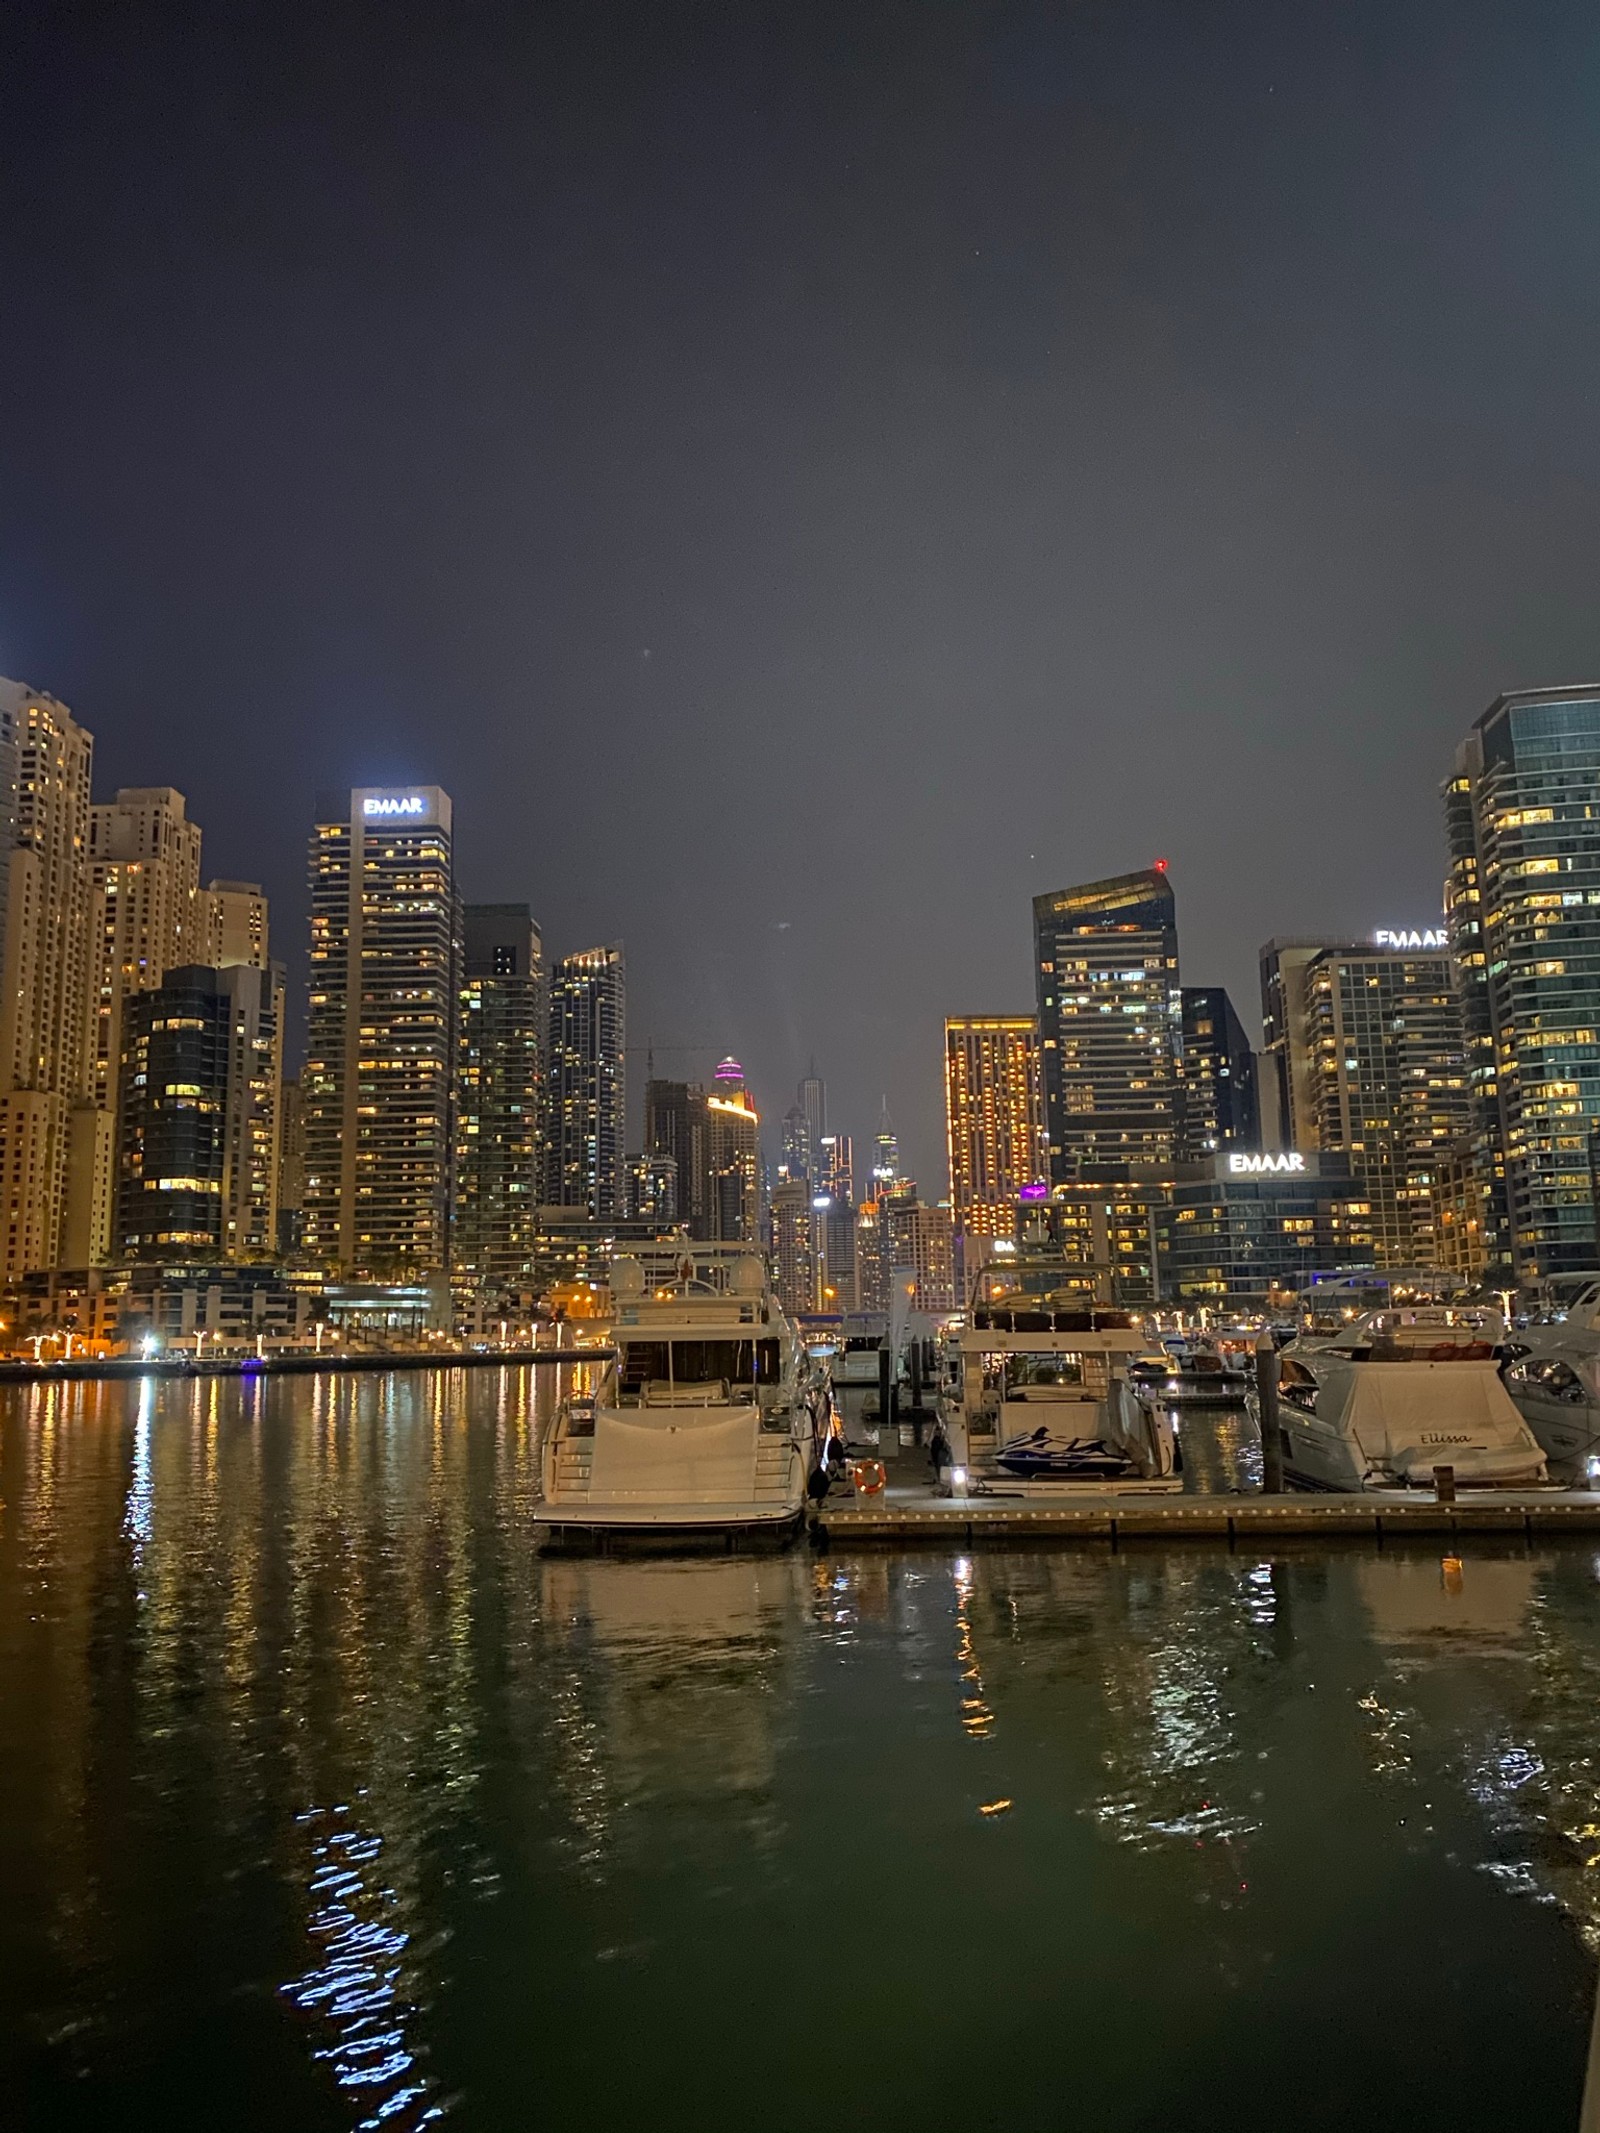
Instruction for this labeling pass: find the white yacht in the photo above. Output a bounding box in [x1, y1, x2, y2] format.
[1503, 1277, 1600, 1477]
[1273, 1307, 1546, 1492]
[944, 1295, 1175, 1489]
[538, 1249, 823, 1541]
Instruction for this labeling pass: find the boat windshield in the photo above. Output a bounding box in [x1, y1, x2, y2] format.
[616, 1338, 784, 1403]
[1002, 1355, 1085, 1393]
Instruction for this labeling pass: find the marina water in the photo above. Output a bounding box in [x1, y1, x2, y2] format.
[2, 1368, 1596, 2128]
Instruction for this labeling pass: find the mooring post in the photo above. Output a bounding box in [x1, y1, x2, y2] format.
[877, 1342, 892, 1440]
[1255, 1332, 1284, 1494]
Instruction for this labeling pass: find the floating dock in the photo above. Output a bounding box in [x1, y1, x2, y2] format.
[812, 1487, 1600, 1547]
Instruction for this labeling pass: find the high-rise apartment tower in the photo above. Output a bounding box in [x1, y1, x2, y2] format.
[1447, 687, 1600, 1279]
[546, 945, 625, 1218]
[455, 904, 545, 1294]
[944, 1015, 1044, 1241]
[302, 787, 458, 1278]
[1034, 868, 1182, 1178]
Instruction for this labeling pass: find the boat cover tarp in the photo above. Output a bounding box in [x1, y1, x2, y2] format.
[587, 1409, 762, 1503]
[1344, 1362, 1542, 1480]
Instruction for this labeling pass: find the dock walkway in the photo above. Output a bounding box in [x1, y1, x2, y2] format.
[812, 1485, 1600, 1547]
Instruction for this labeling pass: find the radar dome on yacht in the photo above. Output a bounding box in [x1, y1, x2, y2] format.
[609, 1257, 645, 1300]
[730, 1254, 765, 1296]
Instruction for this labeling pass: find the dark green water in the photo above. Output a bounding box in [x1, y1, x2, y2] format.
[2, 1371, 1598, 2130]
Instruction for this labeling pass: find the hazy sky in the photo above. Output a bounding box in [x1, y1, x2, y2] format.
[4, 1, 1600, 1183]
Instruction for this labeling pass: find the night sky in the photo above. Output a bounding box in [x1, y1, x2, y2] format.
[4, 1, 1600, 1183]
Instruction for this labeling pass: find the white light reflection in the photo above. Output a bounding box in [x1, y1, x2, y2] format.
[282, 1804, 445, 2129]
[124, 1372, 155, 1562]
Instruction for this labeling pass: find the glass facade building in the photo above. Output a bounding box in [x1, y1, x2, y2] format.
[1155, 1155, 1376, 1308]
[1034, 869, 1182, 1177]
[1179, 986, 1258, 1157]
[1449, 688, 1600, 1280]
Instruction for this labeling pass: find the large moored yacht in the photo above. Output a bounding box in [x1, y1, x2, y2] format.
[538, 1248, 823, 1541]
[941, 1217, 1174, 1488]
[1273, 1306, 1546, 1492]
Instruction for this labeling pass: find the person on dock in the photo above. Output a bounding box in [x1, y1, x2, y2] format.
[929, 1420, 952, 1486]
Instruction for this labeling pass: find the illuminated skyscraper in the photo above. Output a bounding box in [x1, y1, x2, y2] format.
[455, 904, 545, 1294]
[1259, 938, 1357, 1148]
[944, 1014, 1044, 1241]
[1299, 941, 1469, 1269]
[769, 1177, 817, 1314]
[872, 1100, 900, 1190]
[1448, 686, 1600, 1278]
[886, 1196, 956, 1313]
[0, 682, 99, 1280]
[1178, 987, 1259, 1157]
[645, 1076, 706, 1234]
[203, 879, 269, 969]
[781, 1103, 814, 1183]
[819, 1133, 854, 1204]
[705, 1057, 759, 1241]
[116, 963, 282, 1261]
[89, 787, 205, 1117]
[1033, 868, 1182, 1177]
[302, 787, 458, 1278]
[546, 944, 625, 1217]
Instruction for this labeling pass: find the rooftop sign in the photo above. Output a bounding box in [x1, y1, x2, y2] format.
[1374, 928, 1446, 951]
[363, 795, 427, 818]
[1228, 1152, 1306, 1176]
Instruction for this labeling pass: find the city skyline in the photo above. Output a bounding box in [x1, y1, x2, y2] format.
[0, 661, 1563, 1233]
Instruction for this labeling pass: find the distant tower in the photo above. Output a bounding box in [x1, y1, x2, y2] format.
[546, 945, 626, 1218]
[799, 1060, 825, 1150]
[705, 1063, 760, 1242]
[781, 1103, 814, 1183]
[872, 1099, 901, 1190]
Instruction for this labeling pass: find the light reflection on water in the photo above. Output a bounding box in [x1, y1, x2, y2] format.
[0, 1370, 1597, 2131]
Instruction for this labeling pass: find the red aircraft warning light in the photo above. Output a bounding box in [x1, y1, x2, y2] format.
[1153, 857, 1169, 873]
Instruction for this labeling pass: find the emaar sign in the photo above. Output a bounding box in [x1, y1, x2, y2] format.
[363, 795, 426, 819]
[1228, 1152, 1306, 1176]
[1374, 927, 1446, 950]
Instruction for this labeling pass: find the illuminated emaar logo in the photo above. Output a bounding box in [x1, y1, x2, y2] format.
[1374, 927, 1446, 950]
[1228, 1152, 1306, 1176]
[363, 795, 426, 818]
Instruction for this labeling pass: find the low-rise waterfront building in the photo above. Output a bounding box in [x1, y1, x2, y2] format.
[1154, 1152, 1377, 1308]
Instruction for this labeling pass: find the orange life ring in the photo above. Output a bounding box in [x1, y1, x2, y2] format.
[850, 1459, 887, 1497]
